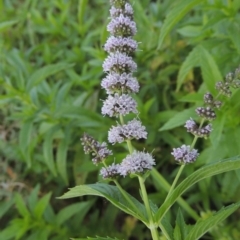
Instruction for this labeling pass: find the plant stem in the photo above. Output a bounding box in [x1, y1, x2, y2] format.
[165, 119, 205, 201]
[151, 168, 199, 220]
[164, 164, 185, 202]
[139, 176, 159, 240]
[113, 180, 144, 221]
[119, 113, 159, 238]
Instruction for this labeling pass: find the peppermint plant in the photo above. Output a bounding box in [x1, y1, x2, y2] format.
[60, 1, 240, 239]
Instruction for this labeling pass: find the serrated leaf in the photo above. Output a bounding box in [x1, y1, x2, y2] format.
[26, 63, 74, 90]
[173, 224, 182, 240]
[59, 183, 148, 223]
[174, 209, 188, 240]
[185, 202, 240, 240]
[157, 0, 204, 49]
[161, 216, 174, 240]
[155, 155, 240, 224]
[159, 107, 195, 131]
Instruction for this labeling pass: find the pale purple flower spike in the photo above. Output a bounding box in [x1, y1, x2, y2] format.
[119, 151, 155, 176]
[110, 3, 133, 18]
[107, 14, 137, 36]
[104, 36, 138, 54]
[171, 145, 199, 164]
[102, 93, 138, 117]
[101, 72, 139, 94]
[102, 52, 137, 73]
[100, 163, 121, 179]
[108, 118, 147, 144]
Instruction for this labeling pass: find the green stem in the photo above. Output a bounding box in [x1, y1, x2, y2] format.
[139, 176, 159, 240]
[119, 114, 159, 238]
[165, 164, 185, 201]
[113, 180, 144, 221]
[165, 118, 205, 201]
[151, 168, 199, 220]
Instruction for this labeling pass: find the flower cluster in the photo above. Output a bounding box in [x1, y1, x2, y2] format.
[81, 133, 112, 165]
[81, 0, 155, 179]
[172, 66, 240, 164]
[215, 67, 240, 97]
[108, 118, 147, 144]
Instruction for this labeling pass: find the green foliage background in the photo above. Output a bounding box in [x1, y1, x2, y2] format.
[1, 0, 240, 239]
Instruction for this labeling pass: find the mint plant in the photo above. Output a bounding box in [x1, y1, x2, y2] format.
[60, 1, 240, 239]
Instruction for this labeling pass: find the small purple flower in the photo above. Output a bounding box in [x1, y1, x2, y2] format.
[100, 163, 121, 179]
[110, 3, 134, 18]
[171, 145, 199, 164]
[103, 52, 137, 73]
[203, 92, 214, 104]
[107, 14, 137, 37]
[231, 80, 240, 89]
[225, 72, 234, 82]
[215, 81, 232, 97]
[184, 119, 212, 138]
[119, 151, 155, 176]
[104, 36, 138, 54]
[195, 107, 216, 121]
[102, 93, 138, 117]
[213, 100, 222, 109]
[80, 133, 112, 165]
[101, 72, 139, 94]
[184, 118, 197, 131]
[108, 118, 147, 144]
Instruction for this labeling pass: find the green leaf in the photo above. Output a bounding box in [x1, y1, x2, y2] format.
[71, 237, 123, 240]
[0, 222, 21, 240]
[33, 192, 52, 220]
[177, 25, 202, 37]
[26, 63, 74, 90]
[151, 168, 199, 221]
[0, 20, 18, 32]
[43, 126, 59, 176]
[228, 21, 240, 54]
[59, 183, 148, 223]
[0, 199, 14, 219]
[155, 155, 240, 224]
[174, 209, 188, 240]
[177, 45, 222, 92]
[161, 216, 174, 240]
[15, 193, 30, 217]
[176, 46, 200, 92]
[56, 131, 69, 185]
[157, 0, 204, 49]
[185, 202, 240, 240]
[56, 201, 94, 226]
[19, 120, 33, 167]
[159, 107, 195, 131]
[200, 45, 222, 93]
[173, 224, 182, 240]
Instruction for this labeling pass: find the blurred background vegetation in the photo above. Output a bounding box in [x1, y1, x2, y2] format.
[1, 0, 240, 239]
